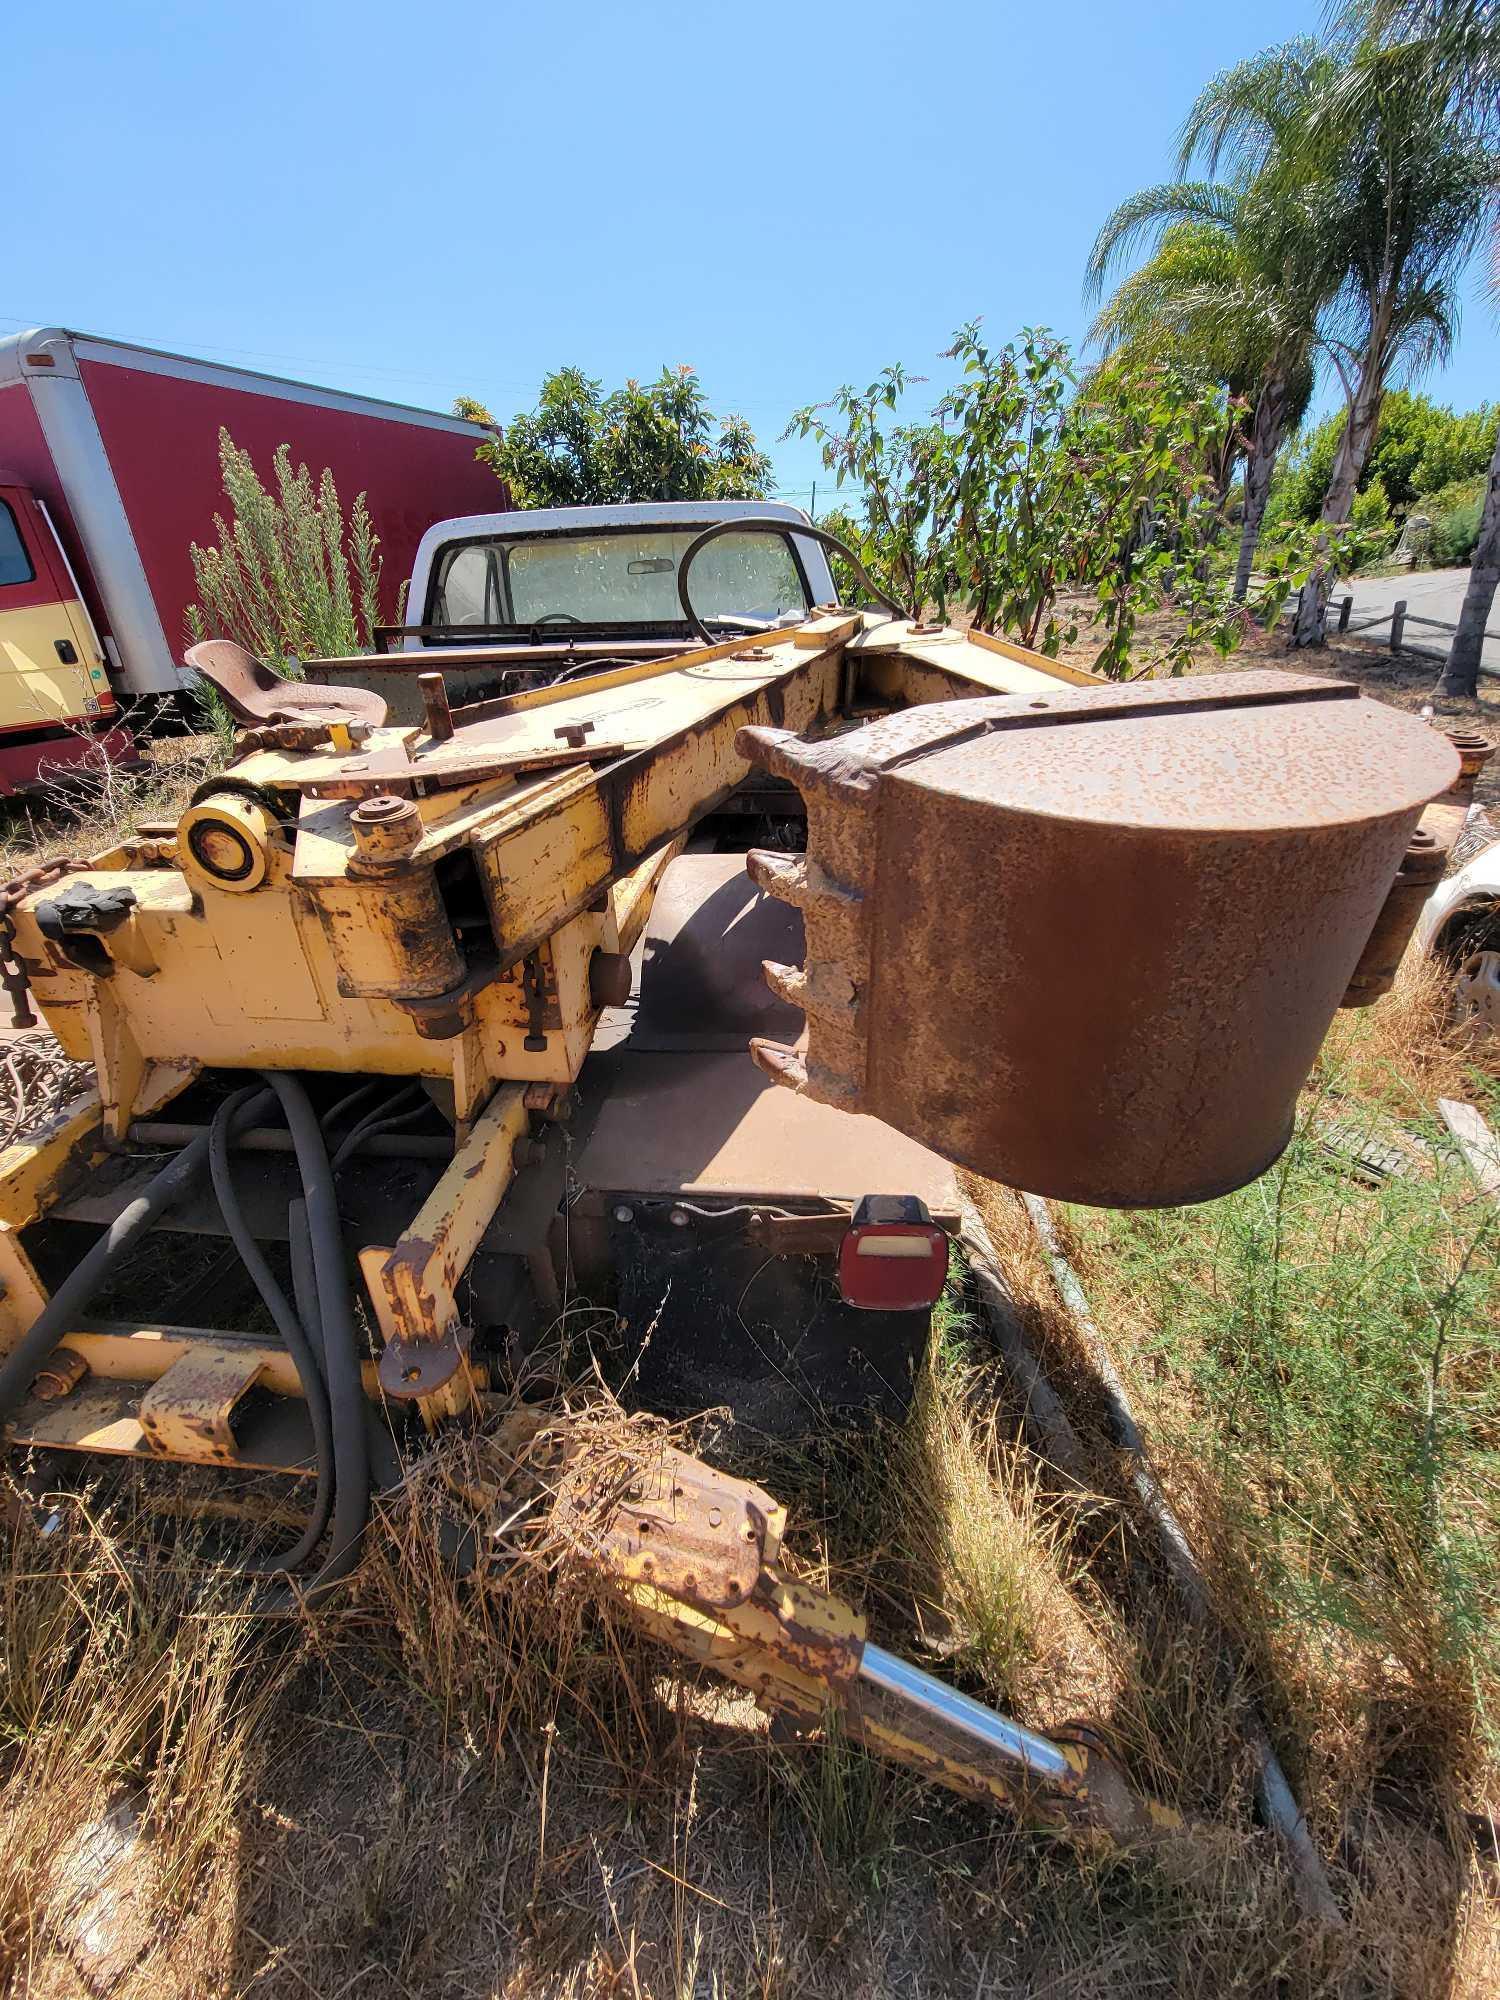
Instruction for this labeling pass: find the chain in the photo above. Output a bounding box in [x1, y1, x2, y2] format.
[0, 858, 81, 1029]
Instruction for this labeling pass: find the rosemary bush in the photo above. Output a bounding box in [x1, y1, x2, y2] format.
[186, 428, 386, 667]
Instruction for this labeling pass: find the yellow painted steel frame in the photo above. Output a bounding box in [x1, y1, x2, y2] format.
[0, 612, 1097, 1430]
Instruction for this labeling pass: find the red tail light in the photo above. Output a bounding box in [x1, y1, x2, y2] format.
[837, 1195, 949, 1311]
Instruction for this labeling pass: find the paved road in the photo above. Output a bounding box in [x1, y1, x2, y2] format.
[1343, 567, 1500, 677]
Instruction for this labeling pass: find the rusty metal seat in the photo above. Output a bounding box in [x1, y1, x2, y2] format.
[184, 640, 388, 730]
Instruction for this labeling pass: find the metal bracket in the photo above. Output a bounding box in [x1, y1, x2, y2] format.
[138, 1346, 266, 1463]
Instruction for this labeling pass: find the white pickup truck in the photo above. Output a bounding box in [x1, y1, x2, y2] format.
[306, 500, 838, 724]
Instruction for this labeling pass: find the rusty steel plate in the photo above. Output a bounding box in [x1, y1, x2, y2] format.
[555, 1442, 782, 1611]
[739, 673, 1460, 1208]
[575, 1050, 962, 1218]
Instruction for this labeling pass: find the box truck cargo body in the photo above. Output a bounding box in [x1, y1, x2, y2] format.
[0, 327, 499, 792]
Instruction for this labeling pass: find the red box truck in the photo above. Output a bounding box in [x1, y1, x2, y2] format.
[0, 327, 500, 795]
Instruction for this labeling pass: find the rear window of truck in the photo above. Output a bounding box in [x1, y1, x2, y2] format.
[430, 527, 809, 633]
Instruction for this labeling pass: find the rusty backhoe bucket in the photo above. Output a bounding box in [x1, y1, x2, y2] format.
[740, 671, 1459, 1208]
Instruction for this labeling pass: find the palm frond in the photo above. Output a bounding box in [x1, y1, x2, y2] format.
[1084, 182, 1243, 299]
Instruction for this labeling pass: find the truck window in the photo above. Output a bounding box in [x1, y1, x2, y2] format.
[0, 502, 36, 587]
[437, 544, 501, 627]
[430, 527, 809, 632]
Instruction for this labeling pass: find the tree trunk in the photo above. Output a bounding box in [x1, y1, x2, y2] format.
[1292, 356, 1384, 648]
[1435, 416, 1500, 700]
[1233, 379, 1289, 603]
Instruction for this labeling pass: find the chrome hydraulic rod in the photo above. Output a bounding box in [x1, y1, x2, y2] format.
[856, 1643, 1075, 1781]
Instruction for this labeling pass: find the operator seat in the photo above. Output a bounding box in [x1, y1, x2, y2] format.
[185, 639, 388, 730]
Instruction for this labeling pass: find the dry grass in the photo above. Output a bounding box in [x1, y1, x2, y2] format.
[0, 732, 226, 881]
[4, 965, 1493, 1993]
[1319, 945, 1500, 1108]
[2, 1320, 1497, 1997]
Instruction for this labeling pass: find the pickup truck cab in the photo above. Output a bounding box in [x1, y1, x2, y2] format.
[306, 500, 837, 722]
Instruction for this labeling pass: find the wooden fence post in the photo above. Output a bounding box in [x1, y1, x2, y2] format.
[1390, 599, 1406, 653]
[1338, 594, 1352, 633]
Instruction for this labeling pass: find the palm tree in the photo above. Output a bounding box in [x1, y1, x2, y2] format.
[1086, 181, 1322, 600]
[1189, 33, 1496, 643]
[1335, 2, 1500, 696]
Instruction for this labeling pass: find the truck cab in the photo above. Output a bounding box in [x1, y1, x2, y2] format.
[0, 477, 131, 793]
[305, 501, 837, 722]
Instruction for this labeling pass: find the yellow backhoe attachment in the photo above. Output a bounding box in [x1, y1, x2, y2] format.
[0, 593, 1473, 1847]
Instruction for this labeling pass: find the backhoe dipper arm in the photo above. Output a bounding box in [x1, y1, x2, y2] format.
[549, 1434, 1183, 1843]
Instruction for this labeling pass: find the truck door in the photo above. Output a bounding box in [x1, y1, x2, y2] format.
[0, 483, 115, 733]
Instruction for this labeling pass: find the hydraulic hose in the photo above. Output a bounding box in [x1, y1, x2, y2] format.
[259, 1070, 370, 1602]
[208, 1087, 334, 1579]
[0, 1087, 274, 1423]
[675, 518, 913, 647]
[0, 1074, 372, 1608]
[287, 1198, 322, 1372]
[330, 1082, 427, 1171]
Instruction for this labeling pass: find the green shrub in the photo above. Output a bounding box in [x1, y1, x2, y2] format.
[1429, 497, 1484, 566]
[186, 429, 386, 666]
[1410, 473, 1486, 521]
[1269, 392, 1497, 524]
[1350, 475, 1392, 532]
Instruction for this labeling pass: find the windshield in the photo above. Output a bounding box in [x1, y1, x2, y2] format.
[429, 527, 809, 633]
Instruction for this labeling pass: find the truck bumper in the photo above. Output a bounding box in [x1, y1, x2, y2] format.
[0, 723, 140, 797]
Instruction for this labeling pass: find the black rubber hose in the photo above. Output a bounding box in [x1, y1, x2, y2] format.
[320, 1077, 387, 1138]
[208, 1087, 335, 1578]
[0, 1087, 274, 1423]
[287, 1198, 322, 1372]
[330, 1082, 426, 1171]
[259, 1070, 370, 1602]
[674, 518, 913, 647]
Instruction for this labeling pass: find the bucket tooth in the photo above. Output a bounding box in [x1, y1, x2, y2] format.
[736, 724, 800, 781]
[761, 960, 808, 1009]
[749, 1039, 809, 1092]
[763, 958, 857, 1024]
[746, 848, 808, 905]
[747, 850, 861, 918]
[751, 1036, 862, 1111]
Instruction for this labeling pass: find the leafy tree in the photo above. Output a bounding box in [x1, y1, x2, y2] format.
[1085, 169, 1325, 601]
[1270, 388, 1498, 520]
[464, 366, 772, 509]
[789, 326, 1250, 680]
[1336, 1, 1500, 696]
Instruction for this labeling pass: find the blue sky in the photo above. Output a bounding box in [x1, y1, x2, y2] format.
[4, 0, 1495, 509]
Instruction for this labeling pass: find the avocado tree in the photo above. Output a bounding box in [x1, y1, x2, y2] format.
[788, 325, 1250, 679]
[459, 366, 772, 509]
